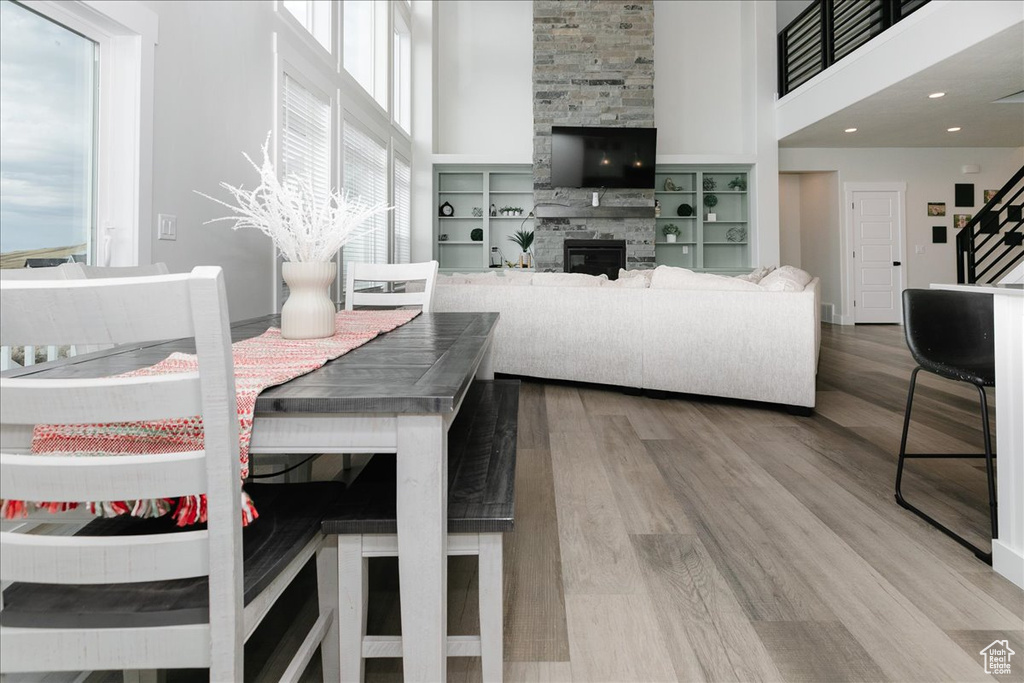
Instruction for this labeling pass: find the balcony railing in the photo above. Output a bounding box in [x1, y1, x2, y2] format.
[778, 0, 930, 97]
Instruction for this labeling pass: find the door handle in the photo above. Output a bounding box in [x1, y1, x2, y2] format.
[893, 261, 901, 266]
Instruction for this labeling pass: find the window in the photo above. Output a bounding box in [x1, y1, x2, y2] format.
[282, 0, 332, 52]
[393, 154, 411, 264]
[342, 120, 388, 286]
[393, 14, 411, 133]
[0, 0, 97, 268]
[281, 74, 331, 201]
[343, 0, 387, 108]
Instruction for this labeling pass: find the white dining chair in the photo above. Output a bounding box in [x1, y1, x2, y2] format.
[72, 262, 170, 279]
[344, 261, 439, 312]
[0, 264, 83, 370]
[340, 260, 439, 472]
[0, 267, 341, 682]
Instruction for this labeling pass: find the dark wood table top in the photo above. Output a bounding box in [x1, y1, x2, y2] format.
[4, 312, 499, 415]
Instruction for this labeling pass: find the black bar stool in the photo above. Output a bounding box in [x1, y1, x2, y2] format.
[896, 288, 997, 564]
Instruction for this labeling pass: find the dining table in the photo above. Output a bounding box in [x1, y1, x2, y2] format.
[2, 310, 500, 682]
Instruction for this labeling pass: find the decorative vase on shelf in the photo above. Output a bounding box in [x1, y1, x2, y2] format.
[281, 261, 337, 339]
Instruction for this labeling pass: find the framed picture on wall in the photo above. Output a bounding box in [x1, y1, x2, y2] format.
[932, 226, 947, 243]
[927, 202, 946, 216]
[984, 189, 998, 204]
[954, 213, 972, 230]
[955, 183, 974, 207]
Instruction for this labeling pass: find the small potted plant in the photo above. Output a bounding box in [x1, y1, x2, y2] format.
[662, 224, 680, 243]
[728, 176, 747, 191]
[509, 228, 534, 268]
[704, 193, 719, 221]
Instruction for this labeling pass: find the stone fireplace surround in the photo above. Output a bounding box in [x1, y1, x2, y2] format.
[532, 0, 656, 273]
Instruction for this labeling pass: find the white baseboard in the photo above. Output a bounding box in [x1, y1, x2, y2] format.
[993, 540, 1024, 589]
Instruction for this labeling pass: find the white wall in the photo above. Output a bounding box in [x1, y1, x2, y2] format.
[778, 173, 802, 266]
[142, 0, 277, 320]
[799, 172, 841, 315]
[654, 1, 745, 156]
[780, 146, 1024, 321]
[435, 0, 532, 157]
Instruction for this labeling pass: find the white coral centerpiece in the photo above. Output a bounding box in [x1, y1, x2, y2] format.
[196, 134, 393, 339]
[196, 134, 392, 263]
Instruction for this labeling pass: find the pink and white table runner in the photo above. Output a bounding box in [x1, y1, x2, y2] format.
[2, 309, 420, 526]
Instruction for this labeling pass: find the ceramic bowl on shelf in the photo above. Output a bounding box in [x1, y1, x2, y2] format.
[677, 203, 693, 217]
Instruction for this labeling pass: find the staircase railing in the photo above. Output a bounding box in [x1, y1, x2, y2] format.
[956, 165, 1024, 284]
[778, 0, 930, 97]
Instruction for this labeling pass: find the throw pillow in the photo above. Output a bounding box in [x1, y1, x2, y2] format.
[531, 272, 608, 287]
[734, 265, 776, 283]
[759, 265, 812, 292]
[618, 268, 654, 286]
[650, 265, 764, 292]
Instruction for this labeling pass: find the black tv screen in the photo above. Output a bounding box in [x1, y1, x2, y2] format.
[550, 126, 657, 189]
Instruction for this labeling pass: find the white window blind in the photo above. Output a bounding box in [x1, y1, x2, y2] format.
[279, 74, 330, 308]
[342, 120, 387, 289]
[281, 74, 331, 201]
[394, 155, 410, 264]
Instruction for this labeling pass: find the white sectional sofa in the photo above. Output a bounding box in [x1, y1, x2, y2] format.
[433, 267, 822, 410]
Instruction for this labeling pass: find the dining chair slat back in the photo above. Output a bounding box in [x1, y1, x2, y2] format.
[0, 267, 246, 678]
[345, 260, 439, 312]
[0, 264, 83, 370]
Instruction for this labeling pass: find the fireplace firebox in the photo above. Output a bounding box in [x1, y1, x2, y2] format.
[563, 239, 626, 280]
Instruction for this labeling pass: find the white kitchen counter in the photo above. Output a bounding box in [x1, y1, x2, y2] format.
[931, 282, 1023, 587]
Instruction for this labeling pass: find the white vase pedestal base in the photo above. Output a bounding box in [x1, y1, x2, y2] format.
[281, 261, 337, 339]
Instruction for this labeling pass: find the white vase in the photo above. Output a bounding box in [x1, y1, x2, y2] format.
[665, 234, 677, 243]
[281, 261, 337, 339]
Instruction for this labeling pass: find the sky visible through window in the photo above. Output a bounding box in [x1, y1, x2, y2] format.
[0, 0, 95, 264]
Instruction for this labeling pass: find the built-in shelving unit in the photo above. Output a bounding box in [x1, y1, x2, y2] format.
[655, 166, 750, 273]
[434, 163, 751, 274]
[434, 165, 533, 272]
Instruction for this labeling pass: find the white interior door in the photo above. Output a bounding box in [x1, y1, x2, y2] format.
[852, 190, 903, 323]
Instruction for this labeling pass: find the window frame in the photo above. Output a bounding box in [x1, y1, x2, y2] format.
[272, 0, 413, 308]
[14, 0, 158, 268]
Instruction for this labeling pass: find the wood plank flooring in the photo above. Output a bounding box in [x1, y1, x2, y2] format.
[88, 323, 1024, 682]
[354, 322, 1022, 682]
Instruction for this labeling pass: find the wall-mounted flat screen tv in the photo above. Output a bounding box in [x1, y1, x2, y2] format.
[550, 126, 657, 189]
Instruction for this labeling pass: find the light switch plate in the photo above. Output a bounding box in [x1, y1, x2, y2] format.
[682, 246, 689, 254]
[158, 214, 177, 241]
[915, 245, 924, 254]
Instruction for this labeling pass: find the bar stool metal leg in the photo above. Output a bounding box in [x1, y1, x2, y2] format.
[894, 366, 997, 564]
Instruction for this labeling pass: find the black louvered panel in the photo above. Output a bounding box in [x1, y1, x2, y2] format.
[777, 0, 931, 96]
[896, 0, 929, 20]
[831, 0, 886, 61]
[781, 1, 823, 94]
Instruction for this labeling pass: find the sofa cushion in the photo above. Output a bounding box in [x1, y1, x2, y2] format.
[501, 270, 534, 285]
[618, 268, 654, 287]
[604, 275, 647, 288]
[650, 266, 765, 292]
[735, 265, 776, 283]
[531, 272, 607, 287]
[759, 265, 812, 292]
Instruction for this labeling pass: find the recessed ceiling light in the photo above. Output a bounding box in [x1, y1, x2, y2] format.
[947, 127, 962, 132]
[929, 92, 946, 98]
[844, 127, 857, 133]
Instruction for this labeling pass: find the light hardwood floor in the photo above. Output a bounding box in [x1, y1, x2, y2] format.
[352, 323, 1022, 682]
[92, 323, 1024, 682]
